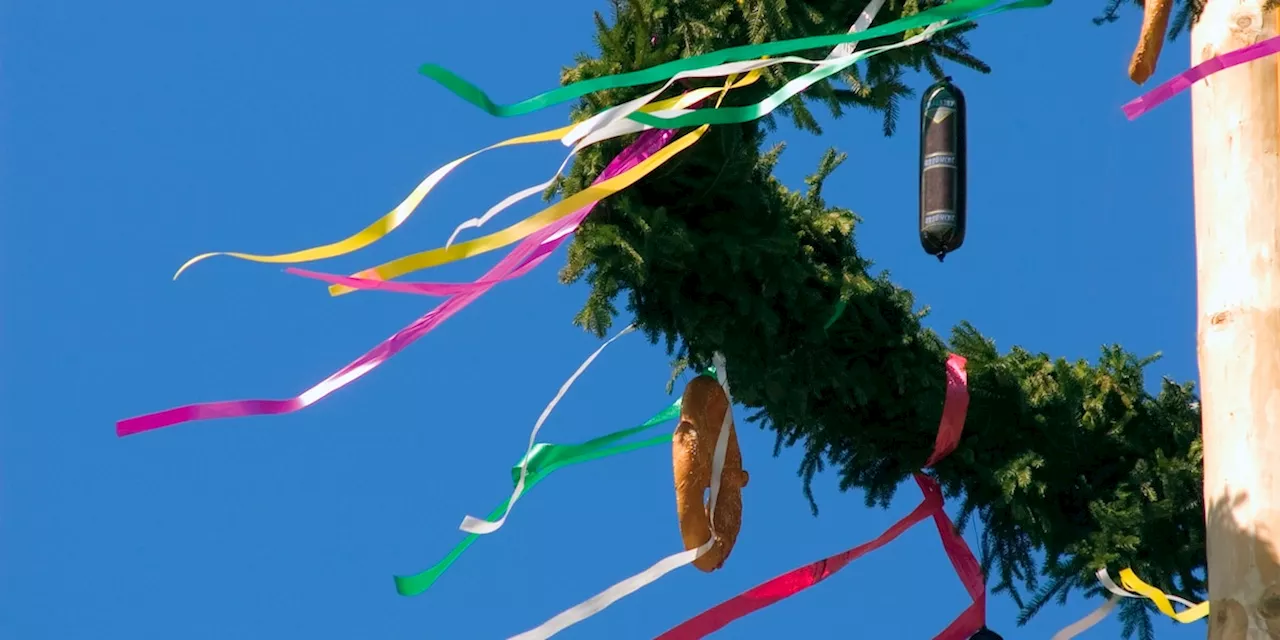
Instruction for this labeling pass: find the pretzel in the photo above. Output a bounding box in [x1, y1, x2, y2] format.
[672, 375, 749, 572]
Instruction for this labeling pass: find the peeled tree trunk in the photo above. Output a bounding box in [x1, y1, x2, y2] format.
[1190, 1, 1280, 638]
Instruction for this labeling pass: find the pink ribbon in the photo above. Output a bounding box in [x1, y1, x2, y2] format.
[116, 128, 677, 437]
[284, 221, 567, 297]
[1123, 34, 1280, 120]
[656, 354, 984, 640]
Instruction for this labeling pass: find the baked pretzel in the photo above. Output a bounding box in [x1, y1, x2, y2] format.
[672, 375, 749, 572]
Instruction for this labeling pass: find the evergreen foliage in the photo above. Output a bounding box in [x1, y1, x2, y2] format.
[547, 0, 1214, 634]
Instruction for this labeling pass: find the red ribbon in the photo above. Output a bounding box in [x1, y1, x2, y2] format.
[656, 354, 982, 639]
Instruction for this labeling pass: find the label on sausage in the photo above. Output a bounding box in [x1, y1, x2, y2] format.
[923, 152, 956, 169]
[924, 211, 957, 227]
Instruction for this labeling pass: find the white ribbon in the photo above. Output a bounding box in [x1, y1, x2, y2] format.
[1097, 567, 1140, 600]
[443, 98, 711, 248]
[448, 12, 941, 245]
[499, 8, 901, 634]
[1097, 568, 1197, 608]
[827, 0, 885, 59]
[562, 21, 943, 148]
[379, 80, 730, 254]
[1051, 567, 1202, 638]
[509, 353, 735, 640]
[1050, 597, 1119, 640]
[459, 324, 636, 535]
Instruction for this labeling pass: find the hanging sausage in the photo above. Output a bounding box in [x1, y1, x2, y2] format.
[919, 77, 967, 261]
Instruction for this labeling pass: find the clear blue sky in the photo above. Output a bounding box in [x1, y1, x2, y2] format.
[1, 1, 1205, 638]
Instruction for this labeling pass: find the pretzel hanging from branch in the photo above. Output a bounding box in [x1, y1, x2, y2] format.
[672, 375, 749, 572]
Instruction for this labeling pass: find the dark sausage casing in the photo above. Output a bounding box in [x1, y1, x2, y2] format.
[919, 78, 967, 260]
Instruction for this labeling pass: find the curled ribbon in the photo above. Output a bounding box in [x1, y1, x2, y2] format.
[498, 79, 747, 639]
[657, 354, 981, 640]
[460, 324, 637, 536]
[440, 71, 763, 247]
[508, 354, 738, 640]
[421, 21, 954, 254]
[170, 87, 735, 280]
[415, 0, 1043, 119]
[329, 15, 984, 292]
[324, 67, 746, 298]
[393, 400, 682, 596]
[1098, 567, 1208, 623]
[1117, 568, 1209, 623]
[323, 121, 708, 296]
[309, 2, 1049, 295]
[500, 13, 986, 637]
[558, 33, 950, 146]
[631, 0, 1057, 131]
[628, 21, 952, 131]
[1097, 567, 1199, 609]
[117, 120, 681, 435]
[288, 105, 747, 298]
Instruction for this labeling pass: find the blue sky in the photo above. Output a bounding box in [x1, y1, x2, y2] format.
[1, 0, 1205, 638]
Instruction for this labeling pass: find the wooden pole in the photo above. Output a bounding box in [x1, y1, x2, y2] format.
[1190, 0, 1280, 637]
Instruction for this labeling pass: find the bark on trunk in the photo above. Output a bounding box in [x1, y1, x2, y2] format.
[1191, 1, 1280, 638]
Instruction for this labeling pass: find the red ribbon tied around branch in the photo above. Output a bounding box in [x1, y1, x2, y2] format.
[657, 354, 983, 640]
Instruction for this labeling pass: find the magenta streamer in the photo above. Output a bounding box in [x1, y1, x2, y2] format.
[1123, 34, 1280, 120]
[284, 216, 570, 296]
[116, 128, 677, 437]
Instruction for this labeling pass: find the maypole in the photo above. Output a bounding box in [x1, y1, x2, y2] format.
[1186, 0, 1280, 637]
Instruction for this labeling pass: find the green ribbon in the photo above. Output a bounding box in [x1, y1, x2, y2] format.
[625, 0, 1048, 130]
[823, 298, 848, 332]
[418, 0, 1051, 119]
[393, 401, 682, 596]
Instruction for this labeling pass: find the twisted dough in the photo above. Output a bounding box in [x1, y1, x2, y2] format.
[672, 375, 749, 572]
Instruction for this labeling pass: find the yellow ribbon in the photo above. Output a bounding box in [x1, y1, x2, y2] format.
[172, 75, 759, 280]
[1118, 568, 1210, 623]
[327, 71, 755, 297]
